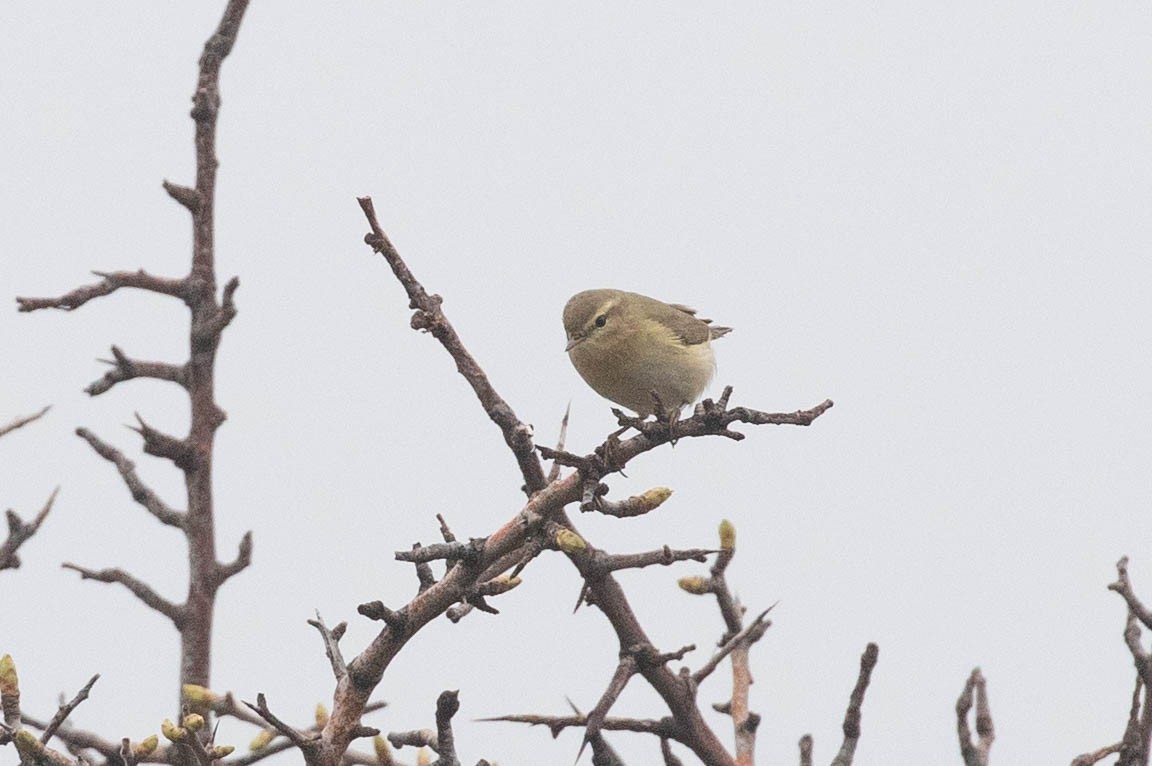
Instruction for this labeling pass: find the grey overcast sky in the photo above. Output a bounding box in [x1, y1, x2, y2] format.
[3, 3, 1152, 765]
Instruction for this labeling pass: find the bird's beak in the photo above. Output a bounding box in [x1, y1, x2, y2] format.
[565, 336, 584, 352]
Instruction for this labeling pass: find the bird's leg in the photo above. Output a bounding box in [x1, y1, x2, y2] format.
[648, 390, 683, 445]
[665, 408, 683, 446]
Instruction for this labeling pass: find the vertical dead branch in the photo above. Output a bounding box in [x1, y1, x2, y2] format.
[1109, 557, 1152, 765]
[956, 668, 994, 766]
[174, 0, 251, 711]
[14, 0, 253, 731]
[828, 642, 879, 766]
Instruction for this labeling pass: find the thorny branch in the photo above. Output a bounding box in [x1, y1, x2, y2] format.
[344, 197, 836, 766]
[14, 1, 253, 740]
[478, 711, 674, 739]
[358, 195, 546, 496]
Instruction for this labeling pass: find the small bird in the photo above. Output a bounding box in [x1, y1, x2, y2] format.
[562, 288, 732, 418]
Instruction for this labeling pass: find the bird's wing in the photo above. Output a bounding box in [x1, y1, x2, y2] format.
[666, 303, 731, 344]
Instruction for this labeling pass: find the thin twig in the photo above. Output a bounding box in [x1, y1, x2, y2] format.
[61, 563, 184, 624]
[75, 428, 185, 528]
[244, 693, 316, 752]
[593, 546, 717, 574]
[16, 270, 189, 312]
[479, 711, 673, 738]
[357, 196, 547, 495]
[1070, 742, 1123, 766]
[579, 654, 639, 762]
[308, 612, 349, 680]
[39, 674, 100, 744]
[0, 406, 51, 438]
[693, 608, 773, 685]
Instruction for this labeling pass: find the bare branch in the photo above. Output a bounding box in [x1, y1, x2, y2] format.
[553, 698, 625, 766]
[830, 642, 880, 766]
[216, 529, 253, 585]
[606, 391, 833, 445]
[579, 653, 639, 761]
[956, 667, 993, 766]
[61, 563, 184, 624]
[221, 738, 297, 766]
[395, 540, 484, 565]
[693, 609, 773, 686]
[357, 600, 408, 629]
[0, 406, 51, 438]
[387, 729, 437, 751]
[709, 521, 737, 609]
[1071, 742, 1123, 766]
[129, 412, 195, 469]
[162, 180, 202, 212]
[594, 545, 716, 574]
[541, 397, 834, 504]
[798, 734, 813, 766]
[244, 693, 318, 753]
[16, 269, 188, 312]
[686, 519, 759, 765]
[436, 513, 457, 543]
[86, 345, 188, 396]
[21, 712, 152, 764]
[338, 211, 833, 766]
[1107, 558, 1152, 766]
[198, 275, 240, 341]
[433, 690, 461, 766]
[190, 688, 282, 730]
[1117, 661, 1152, 766]
[1111, 556, 1152, 632]
[479, 711, 674, 738]
[39, 674, 99, 744]
[308, 612, 349, 681]
[1, 487, 57, 571]
[357, 196, 547, 495]
[75, 428, 185, 527]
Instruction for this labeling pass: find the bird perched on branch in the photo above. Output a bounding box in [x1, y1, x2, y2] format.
[562, 288, 731, 418]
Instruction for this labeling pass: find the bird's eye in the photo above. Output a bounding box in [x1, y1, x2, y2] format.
[594, 314, 607, 328]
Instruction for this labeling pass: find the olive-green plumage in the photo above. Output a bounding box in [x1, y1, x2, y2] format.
[562, 289, 731, 417]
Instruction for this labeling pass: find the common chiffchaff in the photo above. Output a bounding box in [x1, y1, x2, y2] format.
[562, 289, 731, 417]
